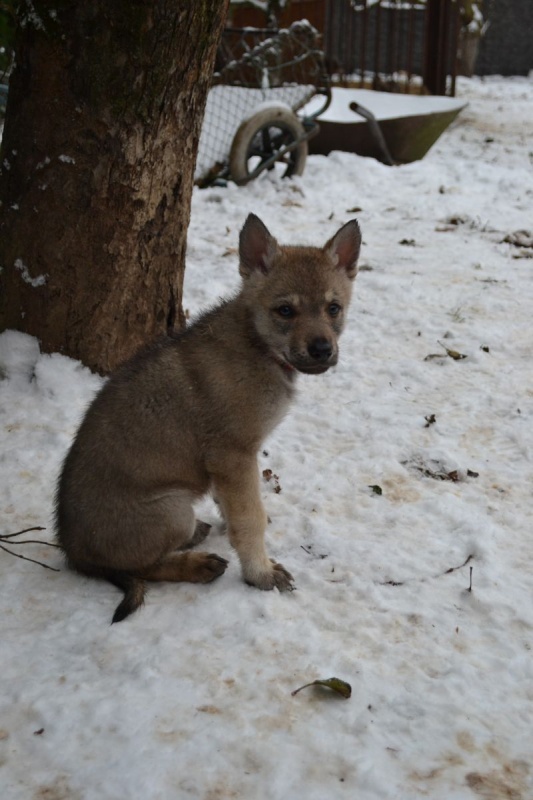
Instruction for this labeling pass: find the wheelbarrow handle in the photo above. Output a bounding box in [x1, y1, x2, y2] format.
[349, 101, 396, 166]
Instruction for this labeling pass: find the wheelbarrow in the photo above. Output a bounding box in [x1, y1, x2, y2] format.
[194, 21, 331, 187]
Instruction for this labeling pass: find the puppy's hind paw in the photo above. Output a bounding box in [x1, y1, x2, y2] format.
[185, 520, 212, 548]
[190, 552, 229, 583]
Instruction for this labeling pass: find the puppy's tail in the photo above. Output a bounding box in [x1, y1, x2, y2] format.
[105, 571, 146, 624]
[60, 553, 146, 624]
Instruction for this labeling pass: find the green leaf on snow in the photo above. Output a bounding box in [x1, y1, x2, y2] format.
[291, 677, 352, 699]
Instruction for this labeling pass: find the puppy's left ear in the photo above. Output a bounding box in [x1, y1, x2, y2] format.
[324, 219, 362, 280]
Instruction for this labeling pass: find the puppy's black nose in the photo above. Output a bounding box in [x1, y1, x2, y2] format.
[308, 337, 333, 362]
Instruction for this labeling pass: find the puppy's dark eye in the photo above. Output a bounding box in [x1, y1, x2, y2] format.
[328, 302, 342, 317]
[276, 305, 295, 318]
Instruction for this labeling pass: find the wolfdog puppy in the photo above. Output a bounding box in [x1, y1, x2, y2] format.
[56, 214, 361, 622]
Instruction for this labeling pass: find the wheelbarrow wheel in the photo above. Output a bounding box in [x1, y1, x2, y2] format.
[229, 104, 308, 185]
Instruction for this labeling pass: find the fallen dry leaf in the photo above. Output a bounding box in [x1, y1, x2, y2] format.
[262, 468, 282, 493]
[292, 677, 352, 699]
[438, 341, 467, 360]
[503, 230, 533, 248]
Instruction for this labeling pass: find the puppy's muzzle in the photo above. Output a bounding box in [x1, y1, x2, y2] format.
[293, 337, 338, 374]
[308, 337, 333, 363]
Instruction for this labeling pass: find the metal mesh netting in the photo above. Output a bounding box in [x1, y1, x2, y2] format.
[195, 85, 316, 182]
[195, 21, 330, 184]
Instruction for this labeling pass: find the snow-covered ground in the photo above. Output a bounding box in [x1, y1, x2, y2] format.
[1, 76, 532, 799]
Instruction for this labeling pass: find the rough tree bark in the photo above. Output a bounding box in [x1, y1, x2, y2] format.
[0, 0, 229, 373]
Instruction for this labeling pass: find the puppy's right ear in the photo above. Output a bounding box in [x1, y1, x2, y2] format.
[239, 214, 279, 278]
[324, 219, 362, 280]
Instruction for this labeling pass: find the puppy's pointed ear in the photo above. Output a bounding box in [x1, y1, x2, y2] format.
[239, 214, 279, 278]
[324, 219, 362, 280]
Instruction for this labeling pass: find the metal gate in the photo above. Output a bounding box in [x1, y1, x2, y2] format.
[324, 0, 461, 95]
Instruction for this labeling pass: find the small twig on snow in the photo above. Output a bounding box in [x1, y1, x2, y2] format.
[2, 539, 60, 547]
[380, 554, 474, 587]
[442, 553, 473, 576]
[0, 526, 46, 539]
[0, 543, 60, 572]
[0, 526, 60, 571]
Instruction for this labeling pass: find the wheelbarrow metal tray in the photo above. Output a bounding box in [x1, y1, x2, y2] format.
[305, 88, 466, 164]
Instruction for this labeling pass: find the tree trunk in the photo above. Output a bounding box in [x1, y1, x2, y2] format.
[0, 0, 229, 373]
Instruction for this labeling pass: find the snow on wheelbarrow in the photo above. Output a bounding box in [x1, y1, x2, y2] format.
[194, 21, 331, 187]
[303, 87, 467, 165]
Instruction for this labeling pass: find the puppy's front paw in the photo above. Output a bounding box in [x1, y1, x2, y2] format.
[245, 561, 295, 592]
[270, 561, 295, 591]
